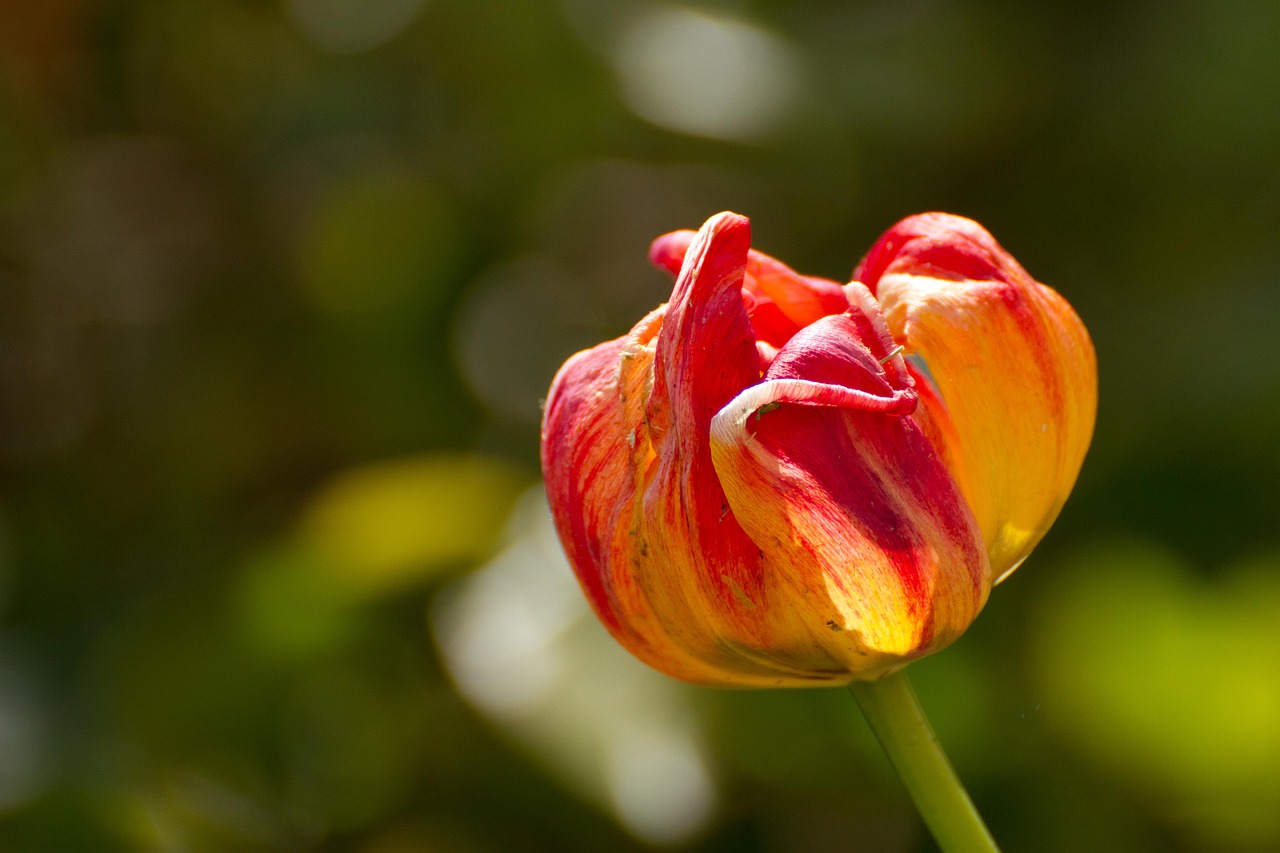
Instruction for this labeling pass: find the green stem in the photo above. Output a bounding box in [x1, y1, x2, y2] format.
[849, 670, 1000, 852]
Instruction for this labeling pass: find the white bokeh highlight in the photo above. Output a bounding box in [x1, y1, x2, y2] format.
[432, 488, 717, 844]
[612, 4, 805, 141]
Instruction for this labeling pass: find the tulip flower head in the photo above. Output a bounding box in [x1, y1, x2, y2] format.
[541, 212, 1095, 687]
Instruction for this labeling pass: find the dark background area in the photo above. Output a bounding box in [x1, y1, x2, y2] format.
[1, 0, 1278, 850]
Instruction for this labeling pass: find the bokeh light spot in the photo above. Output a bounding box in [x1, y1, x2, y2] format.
[605, 726, 715, 845]
[297, 453, 528, 596]
[0, 660, 48, 811]
[432, 488, 717, 843]
[612, 5, 805, 142]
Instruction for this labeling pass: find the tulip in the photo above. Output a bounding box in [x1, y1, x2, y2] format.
[541, 211, 1095, 688]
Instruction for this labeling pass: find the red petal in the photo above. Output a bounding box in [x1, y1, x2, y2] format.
[650, 226, 850, 347]
[643, 212, 768, 640]
[648, 212, 761, 443]
[747, 254, 849, 328]
[765, 312, 905, 400]
[746, 294, 800, 349]
[855, 212, 1027, 291]
[648, 229, 696, 277]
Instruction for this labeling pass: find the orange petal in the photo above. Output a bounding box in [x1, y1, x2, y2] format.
[858, 214, 1097, 581]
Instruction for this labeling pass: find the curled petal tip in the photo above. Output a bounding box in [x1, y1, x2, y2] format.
[651, 211, 759, 439]
[650, 211, 751, 275]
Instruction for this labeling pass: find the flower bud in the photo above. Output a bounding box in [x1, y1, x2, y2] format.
[541, 211, 1095, 686]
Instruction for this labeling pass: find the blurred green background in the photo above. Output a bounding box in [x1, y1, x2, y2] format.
[2, 0, 1278, 850]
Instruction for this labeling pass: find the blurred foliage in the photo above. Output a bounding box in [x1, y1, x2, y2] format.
[1, 0, 1278, 850]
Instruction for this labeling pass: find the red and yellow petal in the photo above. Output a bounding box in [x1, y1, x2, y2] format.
[541, 336, 634, 634]
[547, 213, 850, 685]
[708, 311, 990, 678]
[637, 213, 820, 683]
[542, 318, 756, 685]
[858, 214, 1097, 581]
